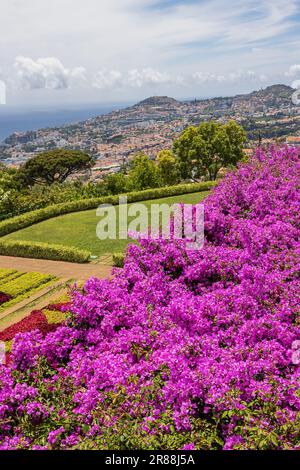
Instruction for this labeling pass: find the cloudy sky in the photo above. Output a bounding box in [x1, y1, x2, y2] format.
[1, 0, 300, 107]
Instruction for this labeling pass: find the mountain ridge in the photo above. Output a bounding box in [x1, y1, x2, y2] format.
[2, 84, 295, 145]
[1, 83, 299, 167]
[134, 96, 180, 107]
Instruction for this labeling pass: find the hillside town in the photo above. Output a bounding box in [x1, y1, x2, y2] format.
[1, 84, 300, 181]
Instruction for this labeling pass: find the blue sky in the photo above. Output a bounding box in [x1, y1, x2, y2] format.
[1, 0, 300, 106]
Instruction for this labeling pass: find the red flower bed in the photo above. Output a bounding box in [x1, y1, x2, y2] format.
[0, 310, 59, 342]
[0, 292, 12, 306]
[45, 302, 71, 312]
[4, 352, 12, 367]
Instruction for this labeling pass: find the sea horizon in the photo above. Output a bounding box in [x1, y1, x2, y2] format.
[0, 102, 132, 143]
[0, 92, 217, 143]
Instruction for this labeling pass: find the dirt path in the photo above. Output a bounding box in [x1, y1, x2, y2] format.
[0, 255, 112, 281]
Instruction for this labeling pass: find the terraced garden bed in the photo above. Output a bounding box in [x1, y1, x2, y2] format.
[0, 268, 57, 313]
[0, 296, 70, 364]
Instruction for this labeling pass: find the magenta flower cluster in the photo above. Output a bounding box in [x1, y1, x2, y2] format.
[0, 146, 299, 450]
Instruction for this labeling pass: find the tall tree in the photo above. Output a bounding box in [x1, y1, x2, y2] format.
[0, 164, 19, 192]
[18, 149, 93, 186]
[173, 120, 246, 180]
[156, 150, 179, 186]
[127, 153, 160, 191]
[105, 172, 127, 195]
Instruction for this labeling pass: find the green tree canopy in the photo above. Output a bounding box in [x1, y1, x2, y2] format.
[173, 120, 246, 180]
[0, 164, 19, 192]
[156, 150, 179, 186]
[17, 149, 93, 186]
[105, 172, 127, 195]
[127, 153, 160, 191]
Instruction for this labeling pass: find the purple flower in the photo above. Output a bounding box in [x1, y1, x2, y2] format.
[181, 443, 195, 450]
[26, 402, 49, 424]
[0, 147, 299, 449]
[47, 427, 65, 447]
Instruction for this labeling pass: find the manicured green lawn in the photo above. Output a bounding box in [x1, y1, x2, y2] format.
[3, 192, 209, 257]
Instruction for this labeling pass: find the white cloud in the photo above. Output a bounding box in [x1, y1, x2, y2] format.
[0, 0, 299, 103]
[192, 72, 219, 84]
[93, 67, 172, 90]
[14, 56, 86, 90]
[93, 69, 123, 89]
[286, 64, 300, 77]
[292, 79, 300, 89]
[0, 80, 6, 105]
[191, 70, 266, 85]
[9, 57, 283, 96]
[127, 68, 171, 88]
[90, 67, 270, 91]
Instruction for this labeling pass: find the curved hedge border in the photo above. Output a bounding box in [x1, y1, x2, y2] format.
[0, 240, 91, 263]
[0, 181, 216, 238]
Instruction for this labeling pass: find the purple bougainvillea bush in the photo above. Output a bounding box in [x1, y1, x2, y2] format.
[0, 147, 299, 450]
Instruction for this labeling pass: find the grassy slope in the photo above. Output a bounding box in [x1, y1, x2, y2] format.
[3, 192, 209, 257]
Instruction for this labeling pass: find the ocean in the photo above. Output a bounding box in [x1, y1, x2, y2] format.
[0, 103, 130, 142]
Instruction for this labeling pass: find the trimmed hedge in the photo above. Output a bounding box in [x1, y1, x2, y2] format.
[0, 181, 216, 237]
[0, 240, 91, 263]
[0, 270, 23, 284]
[43, 309, 67, 325]
[0, 271, 55, 297]
[0, 278, 58, 314]
[0, 269, 18, 281]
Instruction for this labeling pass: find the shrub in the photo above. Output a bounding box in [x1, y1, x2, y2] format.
[3, 148, 299, 449]
[0, 270, 58, 313]
[43, 309, 67, 325]
[0, 272, 55, 298]
[45, 303, 71, 312]
[0, 278, 58, 314]
[112, 253, 125, 268]
[0, 270, 22, 284]
[0, 240, 91, 263]
[0, 182, 216, 237]
[0, 269, 17, 281]
[0, 310, 58, 342]
[0, 292, 12, 306]
[4, 340, 13, 354]
[0, 180, 108, 221]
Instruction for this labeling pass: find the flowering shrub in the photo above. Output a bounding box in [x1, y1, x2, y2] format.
[45, 302, 71, 312]
[0, 311, 59, 342]
[0, 146, 299, 450]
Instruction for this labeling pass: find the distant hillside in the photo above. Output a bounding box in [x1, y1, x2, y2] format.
[134, 96, 180, 107]
[196, 84, 295, 111]
[135, 85, 294, 109]
[2, 83, 299, 167]
[234, 84, 294, 105]
[249, 84, 293, 98]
